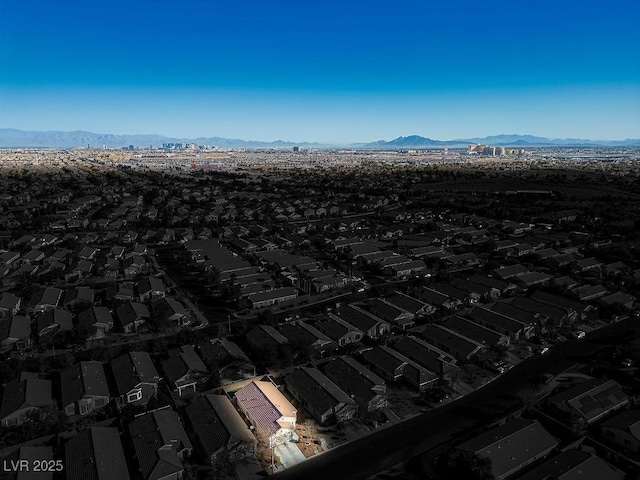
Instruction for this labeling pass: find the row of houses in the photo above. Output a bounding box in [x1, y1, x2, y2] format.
[0, 335, 256, 431]
[451, 374, 633, 480]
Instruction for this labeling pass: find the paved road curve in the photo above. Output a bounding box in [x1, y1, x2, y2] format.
[274, 317, 637, 480]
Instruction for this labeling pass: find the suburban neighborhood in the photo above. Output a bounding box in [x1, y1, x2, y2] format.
[0, 147, 639, 480]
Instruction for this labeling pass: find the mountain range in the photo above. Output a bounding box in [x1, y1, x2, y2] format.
[0, 128, 638, 149]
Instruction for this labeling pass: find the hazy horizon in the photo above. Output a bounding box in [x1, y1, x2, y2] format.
[1, 0, 639, 143]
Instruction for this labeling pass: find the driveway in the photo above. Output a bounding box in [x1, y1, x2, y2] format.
[275, 442, 306, 469]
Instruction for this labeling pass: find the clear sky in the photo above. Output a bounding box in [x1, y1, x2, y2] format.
[1, 0, 639, 143]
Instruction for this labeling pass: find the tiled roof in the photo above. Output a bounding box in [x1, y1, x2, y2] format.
[37, 308, 73, 333]
[65, 427, 130, 480]
[8, 446, 53, 480]
[324, 356, 385, 405]
[0, 374, 52, 419]
[384, 292, 427, 315]
[61, 361, 109, 406]
[78, 306, 113, 327]
[285, 367, 353, 420]
[111, 352, 159, 395]
[205, 395, 256, 445]
[129, 410, 186, 480]
[0, 292, 20, 310]
[442, 315, 504, 346]
[184, 395, 231, 457]
[174, 345, 207, 373]
[116, 302, 150, 327]
[27, 287, 62, 308]
[161, 357, 189, 386]
[236, 381, 296, 439]
[0, 315, 31, 341]
[601, 408, 640, 439]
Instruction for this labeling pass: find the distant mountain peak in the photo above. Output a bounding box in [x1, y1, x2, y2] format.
[0, 128, 638, 149]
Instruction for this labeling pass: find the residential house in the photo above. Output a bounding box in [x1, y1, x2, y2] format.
[129, 408, 193, 480]
[198, 338, 257, 382]
[420, 287, 461, 311]
[393, 335, 458, 378]
[494, 264, 529, 280]
[0, 372, 53, 427]
[416, 324, 486, 362]
[0, 315, 31, 352]
[466, 274, 515, 297]
[324, 356, 387, 414]
[246, 287, 298, 309]
[449, 277, 492, 303]
[385, 291, 434, 318]
[441, 315, 510, 348]
[20, 249, 45, 265]
[116, 301, 150, 333]
[161, 345, 209, 396]
[574, 284, 609, 302]
[111, 351, 161, 407]
[0, 292, 21, 318]
[456, 418, 558, 480]
[285, 366, 357, 426]
[468, 306, 532, 341]
[137, 277, 166, 303]
[509, 297, 568, 329]
[26, 287, 62, 313]
[152, 297, 189, 326]
[336, 304, 390, 339]
[601, 292, 635, 310]
[184, 394, 257, 466]
[574, 257, 602, 274]
[36, 308, 73, 338]
[1, 447, 53, 480]
[361, 345, 437, 392]
[515, 271, 553, 289]
[547, 378, 629, 425]
[315, 314, 364, 346]
[246, 324, 289, 352]
[276, 320, 337, 358]
[517, 449, 623, 480]
[77, 246, 97, 260]
[62, 286, 95, 312]
[64, 259, 93, 282]
[235, 380, 297, 446]
[61, 361, 110, 416]
[360, 298, 416, 330]
[106, 281, 135, 302]
[78, 306, 114, 340]
[430, 282, 480, 306]
[65, 427, 130, 480]
[123, 254, 146, 278]
[600, 409, 640, 456]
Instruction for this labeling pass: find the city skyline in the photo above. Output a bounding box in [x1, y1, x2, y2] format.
[1, 0, 639, 142]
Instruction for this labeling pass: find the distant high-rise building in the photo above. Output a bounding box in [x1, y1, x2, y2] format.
[483, 146, 497, 156]
[293, 146, 300, 152]
[128, 145, 135, 151]
[467, 144, 486, 154]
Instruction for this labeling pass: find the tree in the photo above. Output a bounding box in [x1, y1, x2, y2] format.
[0, 359, 22, 386]
[438, 449, 495, 480]
[516, 384, 543, 411]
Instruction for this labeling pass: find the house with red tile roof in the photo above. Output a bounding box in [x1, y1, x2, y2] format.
[235, 380, 297, 447]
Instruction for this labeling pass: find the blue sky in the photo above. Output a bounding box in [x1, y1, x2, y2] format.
[1, 0, 639, 143]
